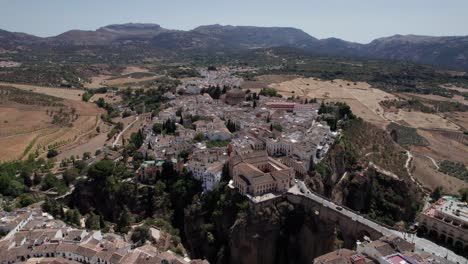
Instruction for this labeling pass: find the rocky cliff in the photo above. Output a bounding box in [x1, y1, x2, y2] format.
[184, 185, 340, 264]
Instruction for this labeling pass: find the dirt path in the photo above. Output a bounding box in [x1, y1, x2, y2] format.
[426, 155, 440, 170]
[405, 151, 427, 194]
[112, 115, 139, 147]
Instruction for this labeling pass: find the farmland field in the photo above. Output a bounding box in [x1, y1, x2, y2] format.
[0, 86, 104, 161]
[0, 82, 84, 101]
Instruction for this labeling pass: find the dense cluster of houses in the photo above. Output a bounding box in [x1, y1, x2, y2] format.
[0, 206, 207, 264]
[314, 235, 449, 264]
[135, 82, 336, 197]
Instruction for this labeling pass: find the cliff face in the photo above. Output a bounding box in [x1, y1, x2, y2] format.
[184, 193, 337, 264]
[333, 166, 420, 226]
[318, 119, 422, 226]
[229, 201, 335, 264]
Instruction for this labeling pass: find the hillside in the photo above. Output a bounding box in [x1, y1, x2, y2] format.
[1, 24, 468, 70]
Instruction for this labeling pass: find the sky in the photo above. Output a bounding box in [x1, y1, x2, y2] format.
[0, 0, 467, 43]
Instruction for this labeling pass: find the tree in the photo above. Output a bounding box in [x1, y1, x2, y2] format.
[20, 170, 32, 187]
[33, 173, 41, 186]
[96, 98, 106, 108]
[17, 193, 36, 207]
[47, 149, 58, 158]
[152, 123, 163, 134]
[458, 188, 468, 202]
[66, 209, 81, 226]
[194, 133, 205, 142]
[115, 122, 124, 131]
[41, 173, 57, 191]
[131, 225, 151, 244]
[85, 212, 101, 230]
[130, 129, 144, 148]
[83, 152, 91, 160]
[212, 86, 221, 100]
[430, 186, 443, 201]
[63, 168, 78, 186]
[88, 160, 114, 182]
[116, 207, 132, 234]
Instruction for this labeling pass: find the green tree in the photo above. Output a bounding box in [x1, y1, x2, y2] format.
[88, 160, 114, 182]
[130, 129, 144, 148]
[17, 193, 36, 207]
[458, 188, 468, 202]
[152, 123, 163, 134]
[85, 212, 101, 230]
[63, 168, 78, 187]
[131, 225, 151, 244]
[33, 173, 42, 186]
[47, 149, 58, 158]
[20, 170, 33, 187]
[66, 209, 81, 226]
[430, 186, 443, 201]
[116, 206, 132, 234]
[41, 173, 57, 191]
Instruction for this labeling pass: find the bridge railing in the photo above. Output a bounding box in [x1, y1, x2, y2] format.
[288, 190, 397, 232]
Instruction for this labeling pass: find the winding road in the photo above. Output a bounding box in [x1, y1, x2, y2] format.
[112, 115, 139, 148]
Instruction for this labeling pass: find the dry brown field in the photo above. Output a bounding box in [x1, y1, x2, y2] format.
[412, 129, 468, 166]
[102, 75, 161, 86]
[242, 74, 298, 89]
[0, 82, 84, 101]
[85, 75, 111, 89]
[445, 111, 468, 130]
[412, 154, 468, 194]
[400, 92, 468, 106]
[259, 77, 396, 128]
[89, 92, 123, 104]
[56, 123, 111, 160]
[383, 110, 461, 131]
[0, 95, 104, 161]
[440, 84, 468, 93]
[121, 66, 149, 75]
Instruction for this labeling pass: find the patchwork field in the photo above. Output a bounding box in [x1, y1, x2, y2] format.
[84, 66, 159, 88]
[0, 86, 104, 161]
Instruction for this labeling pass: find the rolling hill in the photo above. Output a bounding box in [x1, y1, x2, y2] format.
[1, 23, 468, 71]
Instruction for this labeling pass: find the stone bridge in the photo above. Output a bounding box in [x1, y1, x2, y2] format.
[247, 181, 467, 263]
[285, 192, 385, 247]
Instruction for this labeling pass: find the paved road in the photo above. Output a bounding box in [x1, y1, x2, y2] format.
[290, 181, 467, 263]
[112, 115, 139, 148]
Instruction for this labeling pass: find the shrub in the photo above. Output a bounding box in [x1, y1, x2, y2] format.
[47, 149, 58, 158]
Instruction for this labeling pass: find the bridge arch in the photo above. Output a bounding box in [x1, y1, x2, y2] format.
[357, 229, 372, 241]
[439, 233, 447, 243]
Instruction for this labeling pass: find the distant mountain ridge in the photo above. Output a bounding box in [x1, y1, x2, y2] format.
[1, 23, 468, 70]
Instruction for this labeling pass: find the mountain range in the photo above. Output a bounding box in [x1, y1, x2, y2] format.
[1, 23, 468, 71]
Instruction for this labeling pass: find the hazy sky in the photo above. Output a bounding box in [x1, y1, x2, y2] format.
[1, 0, 467, 43]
